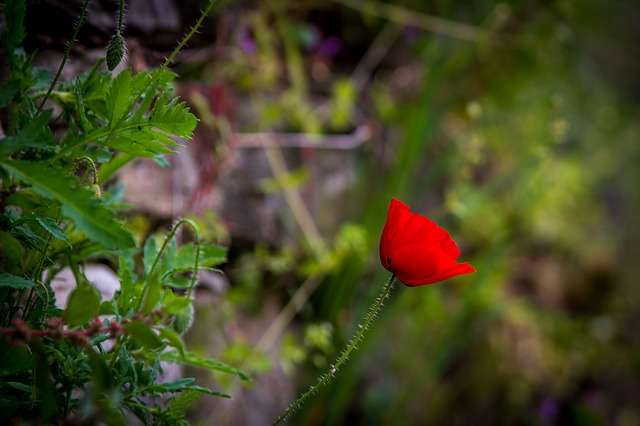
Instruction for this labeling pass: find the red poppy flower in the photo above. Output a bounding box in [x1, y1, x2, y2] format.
[379, 198, 475, 286]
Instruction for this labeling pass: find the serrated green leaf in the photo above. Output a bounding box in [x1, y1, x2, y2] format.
[130, 69, 176, 123]
[64, 282, 100, 326]
[124, 320, 164, 351]
[150, 98, 198, 138]
[107, 69, 133, 126]
[0, 160, 135, 249]
[131, 68, 176, 100]
[160, 351, 250, 381]
[106, 129, 178, 157]
[0, 272, 34, 289]
[0, 111, 55, 156]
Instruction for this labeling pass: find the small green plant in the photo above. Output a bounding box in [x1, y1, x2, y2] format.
[0, 0, 247, 424]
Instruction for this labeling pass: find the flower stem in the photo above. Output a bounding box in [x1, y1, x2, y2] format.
[273, 274, 396, 425]
[37, 0, 91, 113]
[163, 0, 219, 67]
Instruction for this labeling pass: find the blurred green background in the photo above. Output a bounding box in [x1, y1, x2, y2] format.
[26, 0, 640, 424]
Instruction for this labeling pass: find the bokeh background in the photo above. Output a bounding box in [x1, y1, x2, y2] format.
[23, 0, 640, 424]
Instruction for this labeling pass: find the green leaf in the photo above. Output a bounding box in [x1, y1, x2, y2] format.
[130, 69, 176, 122]
[116, 255, 138, 313]
[124, 320, 164, 351]
[64, 282, 100, 326]
[106, 129, 177, 157]
[35, 216, 69, 244]
[139, 270, 162, 315]
[0, 231, 24, 268]
[0, 382, 32, 394]
[162, 291, 191, 315]
[144, 380, 230, 398]
[174, 243, 227, 271]
[85, 346, 114, 392]
[181, 384, 229, 398]
[158, 327, 186, 356]
[143, 234, 158, 276]
[99, 300, 115, 315]
[0, 111, 55, 156]
[0, 160, 135, 249]
[163, 275, 191, 289]
[107, 69, 133, 126]
[140, 378, 229, 398]
[166, 389, 202, 421]
[0, 272, 34, 289]
[0, 342, 34, 375]
[0, 79, 19, 107]
[150, 98, 198, 138]
[172, 303, 194, 335]
[141, 378, 195, 393]
[160, 351, 250, 381]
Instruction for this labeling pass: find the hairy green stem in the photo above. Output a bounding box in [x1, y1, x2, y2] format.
[117, 0, 126, 33]
[163, 0, 218, 67]
[273, 274, 396, 425]
[37, 0, 92, 113]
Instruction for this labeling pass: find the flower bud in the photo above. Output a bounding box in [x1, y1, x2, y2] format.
[106, 33, 127, 71]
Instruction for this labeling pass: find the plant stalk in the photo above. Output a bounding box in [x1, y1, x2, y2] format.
[273, 274, 396, 425]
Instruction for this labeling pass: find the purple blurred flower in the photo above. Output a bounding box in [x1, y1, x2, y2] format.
[317, 36, 342, 58]
[239, 28, 256, 54]
[538, 397, 559, 425]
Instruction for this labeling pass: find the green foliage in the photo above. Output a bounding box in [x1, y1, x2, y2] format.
[64, 281, 101, 326]
[0, 2, 241, 425]
[0, 272, 35, 289]
[0, 159, 135, 249]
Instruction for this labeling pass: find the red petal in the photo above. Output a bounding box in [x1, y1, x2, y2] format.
[440, 233, 461, 259]
[379, 198, 412, 269]
[400, 262, 475, 286]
